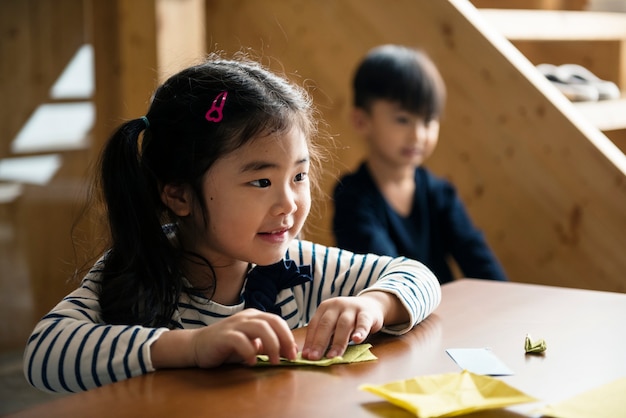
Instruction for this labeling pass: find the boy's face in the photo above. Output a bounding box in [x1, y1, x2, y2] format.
[353, 99, 439, 168]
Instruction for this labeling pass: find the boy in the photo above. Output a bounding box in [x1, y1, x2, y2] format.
[332, 44, 507, 284]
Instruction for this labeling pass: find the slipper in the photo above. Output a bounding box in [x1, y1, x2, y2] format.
[536, 63, 599, 102]
[557, 63, 621, 100]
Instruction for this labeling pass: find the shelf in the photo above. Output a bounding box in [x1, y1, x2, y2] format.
[477, 8, 626, 132]
[573, 98, 626, 131]
[478, 9, 626, 40]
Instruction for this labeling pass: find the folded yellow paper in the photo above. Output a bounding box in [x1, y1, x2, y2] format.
[360, 370, 537, 418]
[525, 334, 547, 354]
[255, 343, 377, 366]
[539, 377, 626, 418]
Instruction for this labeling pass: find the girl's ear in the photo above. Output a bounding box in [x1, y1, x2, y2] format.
[161, 183, 193, 217]
[351, 107, 370, 134]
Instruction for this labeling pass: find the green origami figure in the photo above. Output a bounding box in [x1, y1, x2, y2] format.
[525, 334, 547, 354]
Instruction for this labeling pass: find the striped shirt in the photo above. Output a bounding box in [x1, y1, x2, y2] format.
[24, 239, 441, 393]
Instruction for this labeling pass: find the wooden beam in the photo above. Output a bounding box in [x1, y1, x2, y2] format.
[90, 0, 159, 154]
[156, 0, 206, 82]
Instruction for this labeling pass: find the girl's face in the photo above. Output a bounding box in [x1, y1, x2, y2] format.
[194, 126, 311, 267]
[354, 99, 440, 168]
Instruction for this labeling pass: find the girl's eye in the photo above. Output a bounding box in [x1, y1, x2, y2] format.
[250, 179, 271, 188]
[395, 115, 409, 124]
[295, 172, 308, 182]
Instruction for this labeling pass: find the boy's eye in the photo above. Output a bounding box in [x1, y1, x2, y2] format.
[250, 179, 271, 188]
[395, 115, 410, 124]
[295, 172, 308, 182]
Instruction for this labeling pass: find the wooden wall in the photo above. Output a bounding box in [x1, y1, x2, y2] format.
[2, 0, 626, 345]
[0, 0, 90, 348]
[0, 0, 86, 156]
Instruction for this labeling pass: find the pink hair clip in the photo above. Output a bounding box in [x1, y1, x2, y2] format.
[205, 91, 228, 123]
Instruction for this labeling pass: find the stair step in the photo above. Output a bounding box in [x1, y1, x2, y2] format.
[479, 9, 626, 40]
[478, 8, 626, 132]
[573, 98, 626, 131]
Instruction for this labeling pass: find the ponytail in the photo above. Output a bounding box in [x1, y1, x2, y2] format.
[98, 118, 182, 327]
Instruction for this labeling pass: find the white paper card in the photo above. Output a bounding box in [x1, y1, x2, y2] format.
[446, 348, 513, 376]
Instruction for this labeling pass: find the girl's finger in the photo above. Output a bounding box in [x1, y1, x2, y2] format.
[302, 309, 337, 360]
[325, 311, 356, 358]
[351, 310, 373, 344]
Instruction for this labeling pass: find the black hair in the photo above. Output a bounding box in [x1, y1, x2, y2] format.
[96, 53, 320, 327]
[353, 44, 446, 121]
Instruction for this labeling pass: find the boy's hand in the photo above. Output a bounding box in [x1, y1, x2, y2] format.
[301, 294, 388, 360]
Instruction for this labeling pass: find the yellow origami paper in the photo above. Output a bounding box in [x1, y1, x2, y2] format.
[539, 377, 626, 418]
[525, 334, 547, 354]
[360, 370, 537, 418]
[255, 343, 377, 366]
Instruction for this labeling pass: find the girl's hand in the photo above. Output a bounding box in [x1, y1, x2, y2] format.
[193, 309, 298, 366]
[301, 293, 389, 361]
[151, 309, 297, 369]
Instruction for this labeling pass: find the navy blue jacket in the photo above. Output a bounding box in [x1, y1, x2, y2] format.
[332, 163, 508, 284]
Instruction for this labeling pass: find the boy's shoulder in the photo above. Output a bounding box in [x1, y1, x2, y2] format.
[417, 167, 453, 189]
[336, 162, 374, 191]
[333, 163, 385, 210]
[335, 164, 457, 201]
[417, 168, 463, 208]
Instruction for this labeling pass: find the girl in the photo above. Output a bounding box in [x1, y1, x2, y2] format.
[24, 53, 441, 393]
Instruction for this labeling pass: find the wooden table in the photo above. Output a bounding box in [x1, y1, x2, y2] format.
[9, 279, 626, 417]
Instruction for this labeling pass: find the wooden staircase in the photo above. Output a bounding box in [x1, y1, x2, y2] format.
[475, 4, 626, 151]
